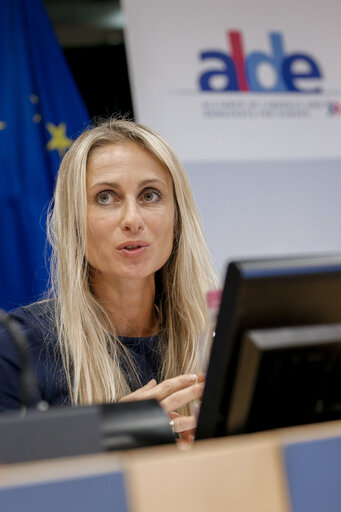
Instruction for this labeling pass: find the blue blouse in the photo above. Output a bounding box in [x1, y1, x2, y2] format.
[0, 300, 161, 412]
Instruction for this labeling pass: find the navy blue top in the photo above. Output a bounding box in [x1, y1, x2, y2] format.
[0, 301, 161, 412]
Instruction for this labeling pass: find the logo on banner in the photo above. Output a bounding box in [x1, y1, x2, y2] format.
[328, 101, 341, 115]
[199, 31, 323, 93]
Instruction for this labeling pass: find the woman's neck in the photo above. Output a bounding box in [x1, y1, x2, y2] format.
[91, 273, 158, 338]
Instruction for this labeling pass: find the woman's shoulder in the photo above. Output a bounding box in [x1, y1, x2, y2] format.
[3, 299, 57, 349]
[10, 299, 55, 328]
[10, 298, 55, 320]
[0, 300, 66, 411]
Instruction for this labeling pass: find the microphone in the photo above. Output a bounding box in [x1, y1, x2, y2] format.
[0, 309, 41, 409]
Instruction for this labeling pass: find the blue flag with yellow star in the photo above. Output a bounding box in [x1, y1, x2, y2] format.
[0, 0, 90, 311]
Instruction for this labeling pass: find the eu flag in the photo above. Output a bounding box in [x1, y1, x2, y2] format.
[0, 0, 90, 311]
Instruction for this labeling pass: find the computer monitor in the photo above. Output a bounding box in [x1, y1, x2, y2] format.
[196, 254, 341, 440]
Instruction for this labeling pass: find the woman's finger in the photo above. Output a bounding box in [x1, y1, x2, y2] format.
[161, 381, 205, 412]
[119, 378, 157, 402]
[120, 374, 203, 406]
[142, 378, 158, 390]
[142, 374, 198, 402]
[171, 414, 196, 433]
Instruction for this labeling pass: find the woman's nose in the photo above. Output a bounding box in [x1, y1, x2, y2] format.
[121, 199, 144, 232]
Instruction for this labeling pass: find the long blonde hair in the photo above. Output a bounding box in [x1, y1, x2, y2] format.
[47, 118, 218, 405]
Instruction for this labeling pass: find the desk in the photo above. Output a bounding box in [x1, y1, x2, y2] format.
[1, 420, 341, 512]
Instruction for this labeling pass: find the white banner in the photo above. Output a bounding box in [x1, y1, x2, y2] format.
[123, 0, 341, 161]
[122, 0, 341, 275]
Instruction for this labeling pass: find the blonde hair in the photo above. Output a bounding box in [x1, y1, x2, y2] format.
[47, 118, 218, 405]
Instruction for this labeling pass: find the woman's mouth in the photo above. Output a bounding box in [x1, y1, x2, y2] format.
[117, 241, 149, 256]
[125, 244, 143, 250]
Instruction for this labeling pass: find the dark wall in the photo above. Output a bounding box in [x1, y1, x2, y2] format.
[64, 44, 134, 121]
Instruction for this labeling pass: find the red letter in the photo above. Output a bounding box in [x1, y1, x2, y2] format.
[229, 31, 248, 91]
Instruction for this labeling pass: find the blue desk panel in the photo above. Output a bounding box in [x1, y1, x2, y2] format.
[284, 435, 341, 512]
[0, 471, 128, 512]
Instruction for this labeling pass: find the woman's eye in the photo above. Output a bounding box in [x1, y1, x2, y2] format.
[141, 189, 161, 203]
[96, 191, 115, 205]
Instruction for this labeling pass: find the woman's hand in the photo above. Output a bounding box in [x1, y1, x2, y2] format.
[120, 373, 205, 440]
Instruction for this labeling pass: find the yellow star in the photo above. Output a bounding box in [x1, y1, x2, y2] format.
[0, 121, 7, 131]
[46, 122, 72, 156]
[29, 94, 39, 104]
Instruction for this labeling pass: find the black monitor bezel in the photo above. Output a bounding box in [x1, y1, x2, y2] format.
[196, 253, 341, 440]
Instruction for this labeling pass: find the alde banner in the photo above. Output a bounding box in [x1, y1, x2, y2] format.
[199, 31, 322, 93]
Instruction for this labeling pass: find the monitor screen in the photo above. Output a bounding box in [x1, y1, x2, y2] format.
[196, 254, 341, 440]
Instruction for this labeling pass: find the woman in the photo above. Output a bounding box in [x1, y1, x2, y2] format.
[0, 119, 217, 437]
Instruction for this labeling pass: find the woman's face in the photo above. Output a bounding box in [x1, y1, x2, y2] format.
[86, 141, 176, 285]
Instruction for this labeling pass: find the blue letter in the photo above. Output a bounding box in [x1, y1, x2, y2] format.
[282, 54, 322, 92]
[245, 33, 286, 92]
[199, 51, 238, 91]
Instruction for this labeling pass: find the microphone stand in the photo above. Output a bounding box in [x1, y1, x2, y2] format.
[0, 309, 41, 410]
